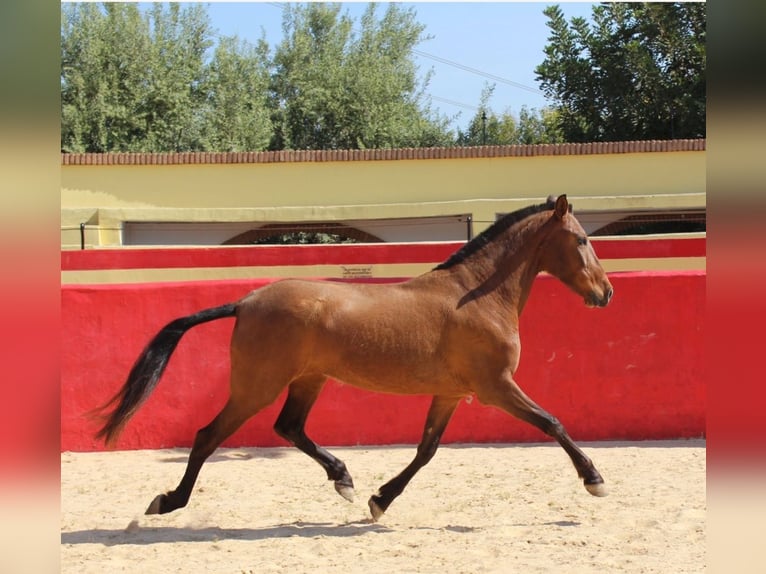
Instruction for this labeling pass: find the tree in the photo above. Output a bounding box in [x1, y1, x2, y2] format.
[535, 2, 705, 142]
[141, 3, 213, 151]
[456, 84, 563, 145]
[516, 106, 564, 144]
[62, 2, 465, 153]
[200, 35, 272, 152]
[341, 3, 452, 148]
[61, 3, 213, 152]
[269, 2, 451, 150]
[61, 3, 153, 152]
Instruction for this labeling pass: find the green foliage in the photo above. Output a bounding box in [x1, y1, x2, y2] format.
[252, 231, 359, 245]
[269, 3, 451, 149]
[535, 2, 706, 142]
[455, 84, 563, 145]
[61, 2, 704, 152]
[61, 3, 151, 152]
[201, 36, 273, 152]
[141, 3, 213, 151]
[61, 3, 214, 152]
[61, 2, 453, 153]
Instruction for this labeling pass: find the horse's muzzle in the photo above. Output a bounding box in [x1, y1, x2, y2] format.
[587, 286, 613, 308]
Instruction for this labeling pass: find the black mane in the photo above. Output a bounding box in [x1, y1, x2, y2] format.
[434, 199, 556, 270]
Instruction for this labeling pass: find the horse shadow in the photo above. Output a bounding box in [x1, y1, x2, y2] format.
[61, 519, 572, 547]
[61, 520, 394, 546]
[155, 447, 291, 464]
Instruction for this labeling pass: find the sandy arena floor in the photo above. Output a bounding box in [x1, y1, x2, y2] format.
[61, 440, 705, 573]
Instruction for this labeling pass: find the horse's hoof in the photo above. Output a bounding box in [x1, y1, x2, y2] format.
[334, 482, 355, 502]
[585, 481, 608, 497]
[145, 494, 165, 515]
[368, 496, 385, 522]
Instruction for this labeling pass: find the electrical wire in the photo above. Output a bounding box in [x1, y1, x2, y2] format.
[430, 96, 480, 111]
[412, 49, 543, 95]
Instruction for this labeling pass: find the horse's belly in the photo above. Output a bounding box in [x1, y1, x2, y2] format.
[317, 343, 466, 397]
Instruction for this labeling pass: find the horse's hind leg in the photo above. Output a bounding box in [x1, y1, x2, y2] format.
[145, 396, 259, 515]
[368, 395, 461, 521]
[478, 377, 607, 497]
[273, 376, 355, 502]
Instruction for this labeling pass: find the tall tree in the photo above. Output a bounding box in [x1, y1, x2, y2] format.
[535, 2, 705, 142]
[201, 35, 273, 152]
[268, 2, 352, 150]
[61, 3, 213, 152]
[141, 3, 213, 151]
[61, 3, 153, 152]
[269, 2, 451, 150]
[63, 2, 502, 152]
[341, 3, 451, 148]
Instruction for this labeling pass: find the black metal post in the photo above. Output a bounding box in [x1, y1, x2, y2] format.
[80, 222, 85, 250]
[466, 215, 473, 241]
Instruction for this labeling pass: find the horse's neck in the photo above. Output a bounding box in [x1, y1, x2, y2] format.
[452, 218, 547, 315]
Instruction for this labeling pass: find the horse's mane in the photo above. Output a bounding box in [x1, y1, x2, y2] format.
[434, 198, 557, 270]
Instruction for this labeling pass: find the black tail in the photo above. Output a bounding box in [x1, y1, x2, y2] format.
[92, 303, 238, 446]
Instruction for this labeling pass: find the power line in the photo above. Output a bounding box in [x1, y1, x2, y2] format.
[261, 3, 541, 96]
[228, 4, 529, 114]
[412, 49, 543, 95]
[430, 96, 479, 112]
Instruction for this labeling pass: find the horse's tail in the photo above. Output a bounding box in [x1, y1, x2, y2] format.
[91, 303, 238, 447]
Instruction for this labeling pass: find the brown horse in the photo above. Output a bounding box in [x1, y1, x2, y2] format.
[93, 194, 613, 522]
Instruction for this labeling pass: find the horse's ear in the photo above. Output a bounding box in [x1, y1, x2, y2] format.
[554, 194, 569, 219]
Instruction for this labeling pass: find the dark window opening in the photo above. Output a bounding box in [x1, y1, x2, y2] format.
[223, 223, 383, 245]
[590, 212, 706, 236]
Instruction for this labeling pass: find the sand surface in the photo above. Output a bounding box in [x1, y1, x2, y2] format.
[61, 440, 705, 573]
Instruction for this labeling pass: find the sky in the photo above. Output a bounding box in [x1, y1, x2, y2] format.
[198, 1, 599, 132]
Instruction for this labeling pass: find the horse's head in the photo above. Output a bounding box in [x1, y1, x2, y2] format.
[539, 195, 614, 308]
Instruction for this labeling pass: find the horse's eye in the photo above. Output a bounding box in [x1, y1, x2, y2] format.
[577, 236, 588, 246]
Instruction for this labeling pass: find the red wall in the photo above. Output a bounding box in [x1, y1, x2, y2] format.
[61, 270, 705, 452]
[62, 237, 706, 271]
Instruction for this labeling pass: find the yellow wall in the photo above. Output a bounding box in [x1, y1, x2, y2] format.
[61, 146, 705, 249]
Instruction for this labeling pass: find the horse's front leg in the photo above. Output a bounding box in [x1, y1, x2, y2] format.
[368, 395, 461, 521]
[477, 376, 607, 497]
